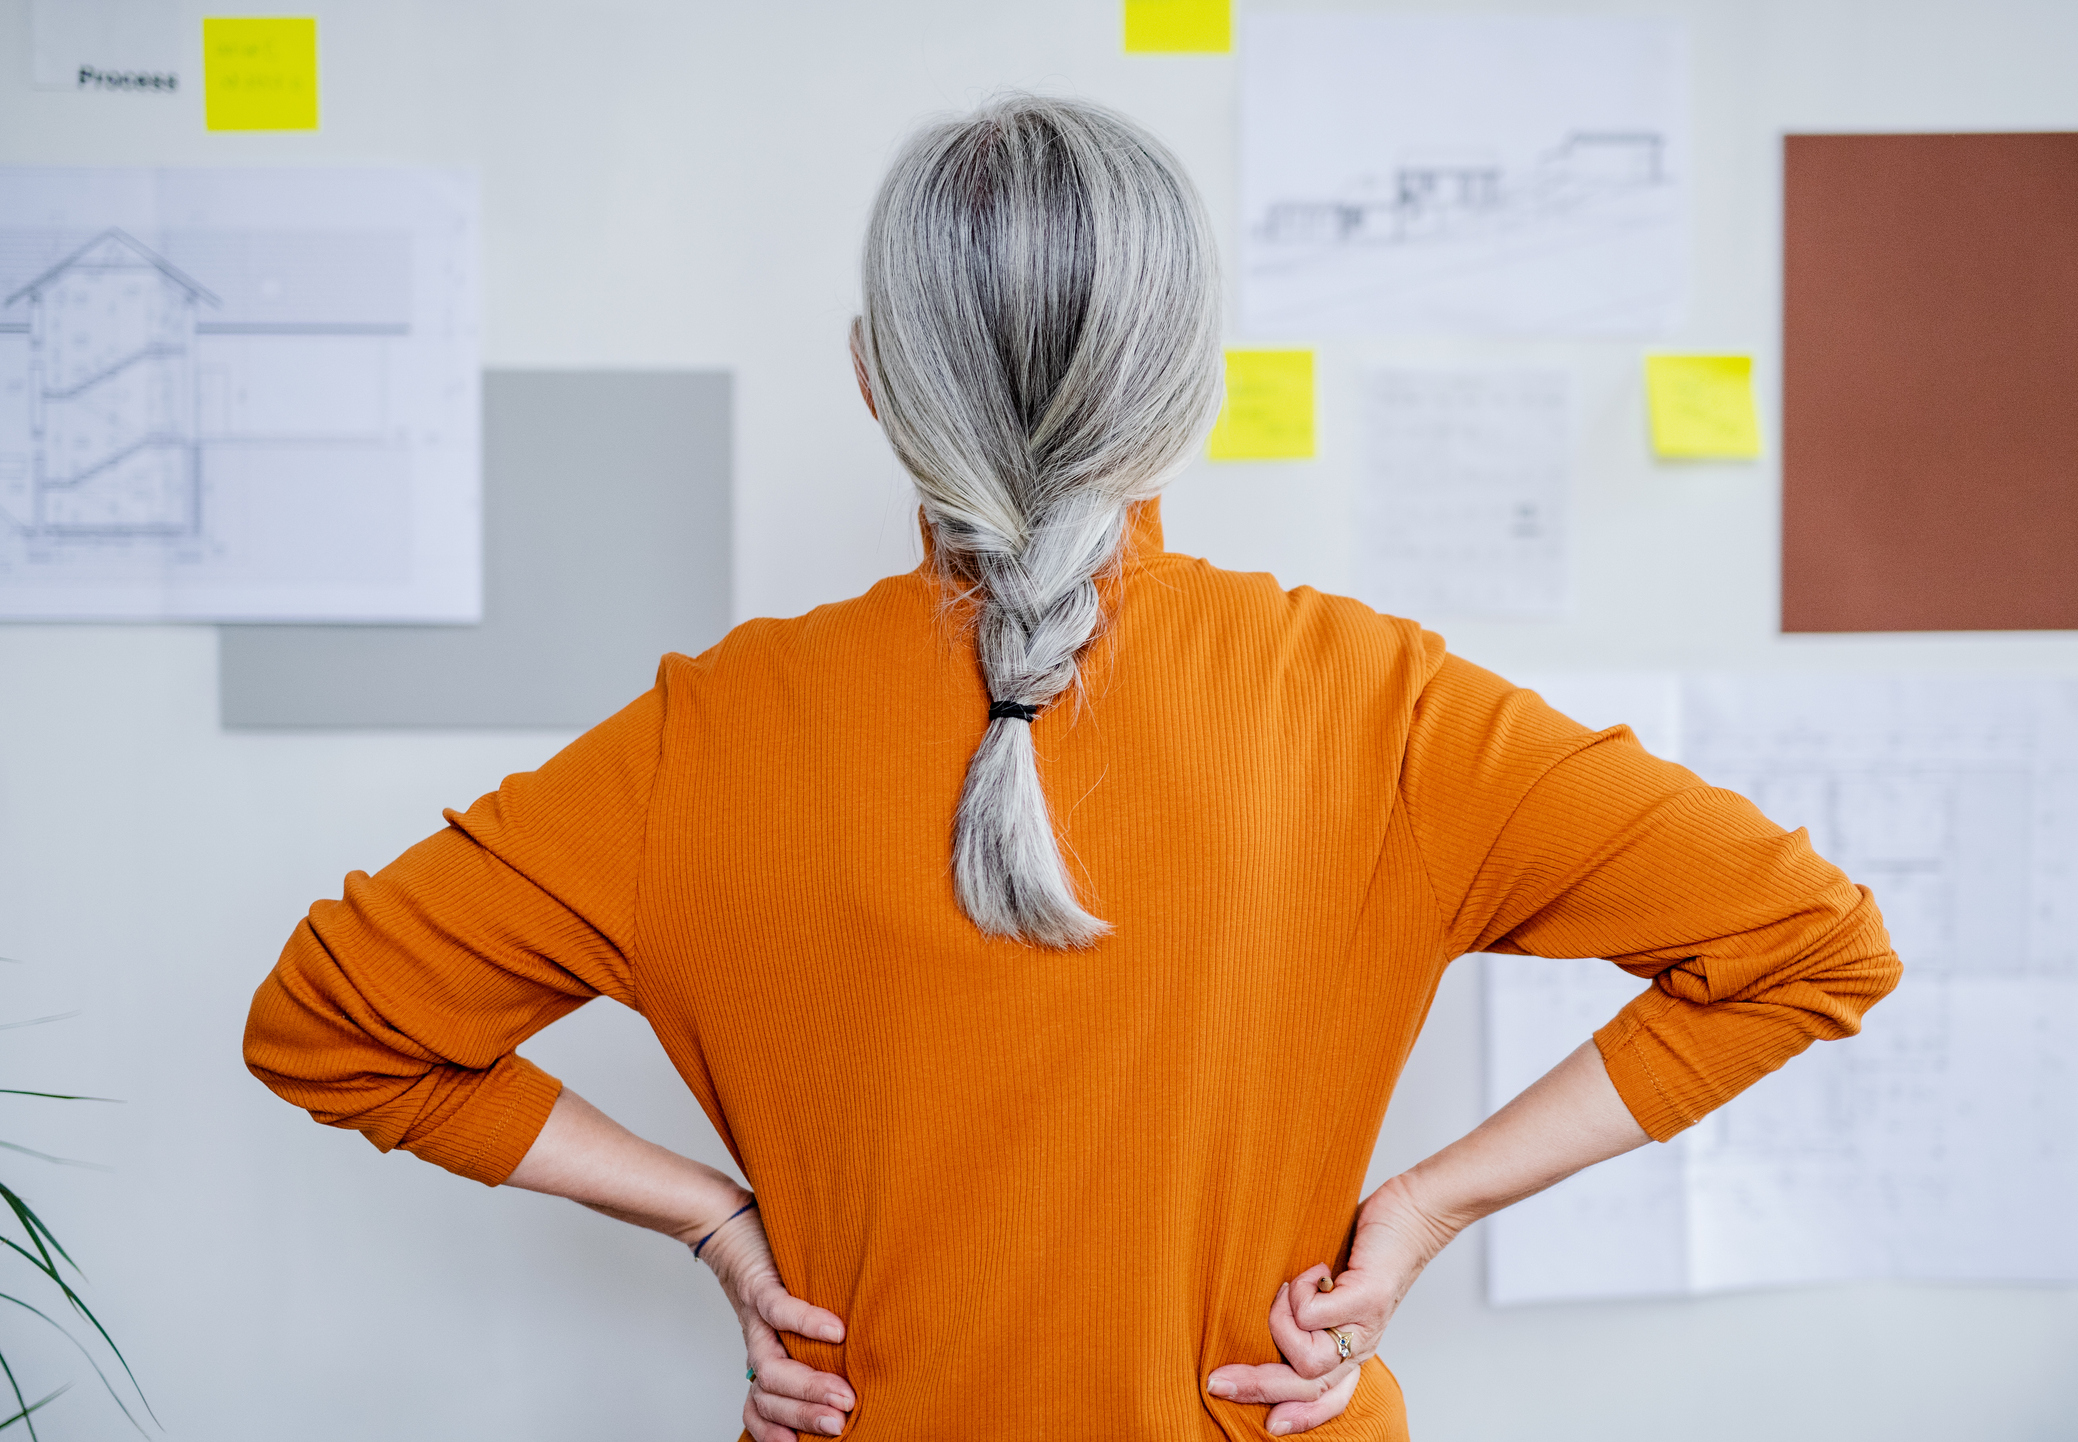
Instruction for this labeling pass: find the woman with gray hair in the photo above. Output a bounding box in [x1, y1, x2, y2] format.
[246, 96, 1897, 1440]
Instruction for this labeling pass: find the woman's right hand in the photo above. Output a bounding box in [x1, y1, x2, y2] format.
[1205, 1176, 1458, 1435]
[1209, 1042, 1651, 1433]
[695, 1206, 855, 1441]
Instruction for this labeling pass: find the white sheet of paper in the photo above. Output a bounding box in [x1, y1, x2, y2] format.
[1485, 955, 1681, 1304]
[0, 168, 480, 621]
[1510, 670, 1681, 761]
[1239, 14, 1689, 337]
[1482, 674, 2078, 1304]
[30, 0, 181, 91]
[1356, 369, 1569, 620]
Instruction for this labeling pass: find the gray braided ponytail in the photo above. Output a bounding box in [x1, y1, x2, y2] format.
[855, 95, 1222, 948]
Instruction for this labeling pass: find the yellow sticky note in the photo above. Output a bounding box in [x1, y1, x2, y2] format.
[1207, 351, 1314, 461]
[1645, 354, 1762, 459]
[204, 17, 318, 130]
[1125, 0, 1231, 53]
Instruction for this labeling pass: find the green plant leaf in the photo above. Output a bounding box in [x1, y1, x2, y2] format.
[0, 1186, 75, 1277]
[0, 1239, 61, 1286]
[0, 1091, 119, 1103]
[0, 1143, 107, 1171]
[0, 1188, 155, 1426]
[0, 1342, 39, 1442]
[0, 1383, 67, 1433]
[0, 1296, 148, 1437]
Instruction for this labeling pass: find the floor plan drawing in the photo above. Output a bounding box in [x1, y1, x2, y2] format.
[0, 167, 479, 622]
[1241, 15, 1689, 337]
[1481, 674, 2078, 1303]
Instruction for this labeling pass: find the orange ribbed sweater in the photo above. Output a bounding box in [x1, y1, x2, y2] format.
[245, 502, 1899, 1441]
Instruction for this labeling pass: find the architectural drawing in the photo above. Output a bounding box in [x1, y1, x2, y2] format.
[1240, 14, 1689, 336]
[0, 166, 479, 621]
[1481, 674, 2078, 1303]
[1257, 130, 1667, 253]
[2, 230, 214, 537]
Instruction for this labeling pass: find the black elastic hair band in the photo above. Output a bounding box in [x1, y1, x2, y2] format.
[989, 700, 1041, 723]
[692, 1199, 758, 1260]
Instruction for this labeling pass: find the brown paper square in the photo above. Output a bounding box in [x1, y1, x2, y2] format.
[1782, 132, 2078, 632]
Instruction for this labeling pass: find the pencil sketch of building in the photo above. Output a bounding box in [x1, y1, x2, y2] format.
[1257, 130, 1667, 251]
[0, 230, 215, 536]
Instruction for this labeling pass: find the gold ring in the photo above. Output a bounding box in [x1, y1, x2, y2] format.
[1328, 1327, 1352, 1360]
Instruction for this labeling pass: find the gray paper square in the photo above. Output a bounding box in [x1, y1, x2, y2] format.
[219, 369, 730, 728]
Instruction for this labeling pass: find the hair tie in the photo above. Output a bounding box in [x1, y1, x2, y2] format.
[692, 1199, 758, 1260]
[989, 700, 1040, 723]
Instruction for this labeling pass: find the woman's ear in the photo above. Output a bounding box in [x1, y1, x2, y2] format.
[849, 319, 878, 421]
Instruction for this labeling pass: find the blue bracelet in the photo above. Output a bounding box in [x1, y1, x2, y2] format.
[693, 1199, 758, 1260]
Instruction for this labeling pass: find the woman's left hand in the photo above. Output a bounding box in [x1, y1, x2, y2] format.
[696, 1206, 854, 1441]
[501, 1091, 856, 1438]
[1205, 1177, 1456, 1436]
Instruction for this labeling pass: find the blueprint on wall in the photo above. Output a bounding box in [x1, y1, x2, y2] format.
[1482, 674, 2078, 1302]
[1239, 14, 1689, 337]
[1356, 369, 1570, 621]
[0, 167, 479, 621]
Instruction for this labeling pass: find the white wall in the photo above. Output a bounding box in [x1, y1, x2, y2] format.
[3, 1, 2076, 1438]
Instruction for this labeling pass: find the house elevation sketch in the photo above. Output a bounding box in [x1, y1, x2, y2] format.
[0, 167, 479, 621]
[1240, 15, 1689, 337]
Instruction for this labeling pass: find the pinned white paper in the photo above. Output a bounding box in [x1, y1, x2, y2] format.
[1241, 14, 1689, 337]
[1483, 675, 2078, 1302]
[0, 168, 480, 622]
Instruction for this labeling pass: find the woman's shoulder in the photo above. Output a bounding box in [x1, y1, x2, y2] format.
[1134, 549, 1448, 688]
[650, 569, 950, 694]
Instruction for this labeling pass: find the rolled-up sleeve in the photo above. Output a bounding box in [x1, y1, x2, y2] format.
[243, 680, 665, 1185]
[1401, 653, 1902, 1141]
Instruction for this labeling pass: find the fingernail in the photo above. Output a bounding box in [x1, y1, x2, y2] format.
[1206, 1378, 1234, 1399]
[1269, 1423, 1291, 1437]
[827, 1392, 853, 1410]
[820, 1417, 844, 1436]
[820, 1325, 844, 1342]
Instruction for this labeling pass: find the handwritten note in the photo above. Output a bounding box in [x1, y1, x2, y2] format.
[1355, 368, 1570, 619]
[203, 17, 317, 130]
[1645, 354, 1761, 459]
[1206, 350, 1314, 461]
[1125, 0, 1231, 53]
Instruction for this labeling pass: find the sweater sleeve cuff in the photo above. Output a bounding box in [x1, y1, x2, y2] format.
[396, 1054, 565, 1187]
[1594, 988, 1718, 1142]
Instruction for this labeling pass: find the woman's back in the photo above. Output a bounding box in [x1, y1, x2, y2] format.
[651, 506, 1428, 1436]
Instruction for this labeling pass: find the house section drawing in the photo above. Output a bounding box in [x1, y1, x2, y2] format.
[0, 167, 479, 621]
[2, 230, 216, 537]
[1240, 14, 1689, 336]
